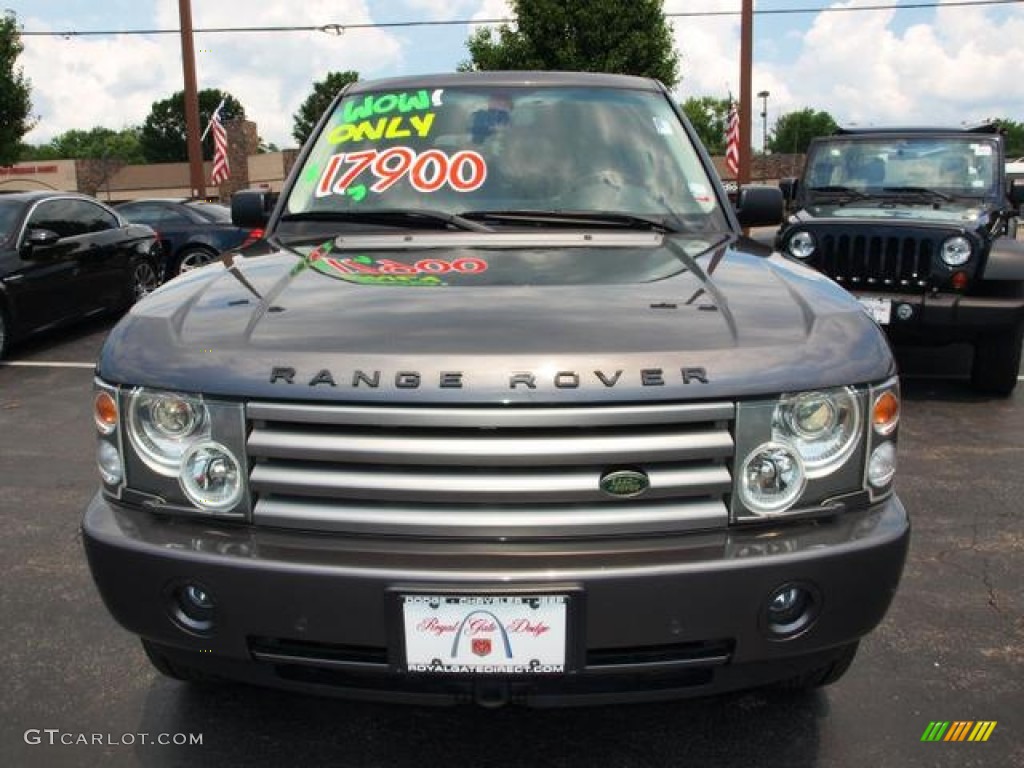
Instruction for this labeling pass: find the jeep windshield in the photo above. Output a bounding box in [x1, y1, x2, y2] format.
[802, 135, 999, 203]
[285, 84, 728, 234]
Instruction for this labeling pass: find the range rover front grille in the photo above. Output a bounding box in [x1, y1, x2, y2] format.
[814, 230, 939, 291]
[246, 401, 735, 539]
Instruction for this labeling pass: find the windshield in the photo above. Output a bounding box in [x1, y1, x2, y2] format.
[287, 85, 726, 231]
[803, 136, 998, 199]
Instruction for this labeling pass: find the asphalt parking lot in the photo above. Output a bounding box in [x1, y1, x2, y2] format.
[0, 318, 1021, 768]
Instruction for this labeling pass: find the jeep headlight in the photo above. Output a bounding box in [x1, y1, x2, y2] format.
[786, 230, 816, 259]
[732, 379, 898, 522]
[940, 235, 972, 266]
[94, 381, 250, 519]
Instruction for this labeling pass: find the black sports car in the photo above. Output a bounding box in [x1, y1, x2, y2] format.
[115, 198, 262, 278]
[0, 191, 161, 358]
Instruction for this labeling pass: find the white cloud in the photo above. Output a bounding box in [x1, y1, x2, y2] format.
[14, 0, 1024, 154]
[21, 1, 407, 148]
[771, 0, 1024, 128]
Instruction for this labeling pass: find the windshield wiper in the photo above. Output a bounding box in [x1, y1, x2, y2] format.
[807, 185, 869, 201]
[279, 208, 494, 233]
[459, 209, 680, 233]
[880, 186, 953, 202]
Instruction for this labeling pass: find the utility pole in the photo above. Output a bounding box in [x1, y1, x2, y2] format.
[179, 0, 205, 198]
[739, 0, 753, 186]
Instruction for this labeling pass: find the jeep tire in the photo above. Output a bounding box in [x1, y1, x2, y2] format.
[971, 322, 1023, 396]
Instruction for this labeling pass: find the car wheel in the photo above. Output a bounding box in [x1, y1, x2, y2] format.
[775, 641, 860, 690]
[175, 247, 218, 276]
[141, 639, 216, 683]
[970, 322, 1023, 397]
[131, 258, 161, 303]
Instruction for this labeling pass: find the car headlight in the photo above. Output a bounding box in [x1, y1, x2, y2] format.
[732, 380, 897, 523]
[940, 236, 972, 266]
[772, 387, 861, 478]
[786, 230, 816, 259]
[95, 382, 250, 519]
[127, 389, 210, 475]
[738, 442, 807, 514]
[180, 441, 244, 512]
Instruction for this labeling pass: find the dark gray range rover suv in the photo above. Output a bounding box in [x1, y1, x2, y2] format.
[83, 72, 908, 706]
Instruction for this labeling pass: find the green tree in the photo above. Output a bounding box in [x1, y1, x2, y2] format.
[44, 126, 145, 163]
[768, 108, 838, 155]
[681, 96, 732, 155]
[292, 70, 359, 146]
[0, 11, 33, 166]
[18, 142, 59, 161]
[995, 118, 1024, 158]
[460, 0, 679, 88]
[140, 89, 244, 163]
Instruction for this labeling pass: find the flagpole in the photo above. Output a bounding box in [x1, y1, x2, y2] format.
[200, 97, 227, 143]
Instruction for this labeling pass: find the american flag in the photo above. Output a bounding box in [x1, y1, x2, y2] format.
[209, 103, 230, 186]
[725, 102, 740, 178]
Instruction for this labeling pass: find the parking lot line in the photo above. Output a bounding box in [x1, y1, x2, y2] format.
[0, 361, 95, 369]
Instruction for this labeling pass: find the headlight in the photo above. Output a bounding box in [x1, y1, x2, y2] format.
[738, 442, 807, 515]
[127, 389, 210, 475]
[732, 382, 893, 524]
[940, 236, 972, 266]
[180, 441, 244, 512]
[786, 230, 816, 259]
[772, 388, 861, 477]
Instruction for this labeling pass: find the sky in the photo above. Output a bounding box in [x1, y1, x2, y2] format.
[8, 0, 1024, 153]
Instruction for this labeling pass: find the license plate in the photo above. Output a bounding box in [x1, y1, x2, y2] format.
[401, 594, 568, 674]
[858, 296, 892, 325]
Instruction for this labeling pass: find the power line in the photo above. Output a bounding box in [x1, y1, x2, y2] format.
[18, 0, 1024, 37]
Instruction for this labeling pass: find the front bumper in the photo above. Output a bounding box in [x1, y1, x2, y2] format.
[83, 492, 909, 706]
[849, 289, 1023, 344]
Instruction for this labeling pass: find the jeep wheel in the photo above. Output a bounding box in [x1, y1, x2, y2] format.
[141, 639, 215, 683]
[775, 641, 860, 690]
[970, 323, 1023, 397]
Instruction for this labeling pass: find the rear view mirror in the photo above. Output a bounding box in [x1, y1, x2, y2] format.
[20, 228, 61, 256]
[1009, 181, 1024, 209]
[735, 185, 784, 228]
[231, 190, 278, 229]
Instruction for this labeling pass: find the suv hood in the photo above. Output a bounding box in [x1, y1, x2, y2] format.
[99, 233, 894, 402]
[794, 200, 991, 227]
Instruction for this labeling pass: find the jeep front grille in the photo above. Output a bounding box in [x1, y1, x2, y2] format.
[815, 231, 938, 291]
[246, 401, 735, 539]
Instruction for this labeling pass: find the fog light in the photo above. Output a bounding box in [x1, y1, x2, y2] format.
[180, 441, 243, 512]
[173, 582, 216, 632]
[765, 584, 816, 636]
[97, 442, 123, 485]
[868, 442, 897, 487]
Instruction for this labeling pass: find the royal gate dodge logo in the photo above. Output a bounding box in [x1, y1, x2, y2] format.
[921, 721, 997, 742]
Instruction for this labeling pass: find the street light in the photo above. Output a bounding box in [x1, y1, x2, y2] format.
[757, 90, 770, 155]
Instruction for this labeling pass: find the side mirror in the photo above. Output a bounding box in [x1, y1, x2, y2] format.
[20, 228, 61, 257]
[778, 177, 799, 203]
[735, 185, 784, 228]
[231, 189, 278, 229]
[1008, 181, 1024, 209]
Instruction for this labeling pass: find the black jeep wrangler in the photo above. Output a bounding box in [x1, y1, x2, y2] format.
[777, 125, 1024, 395]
